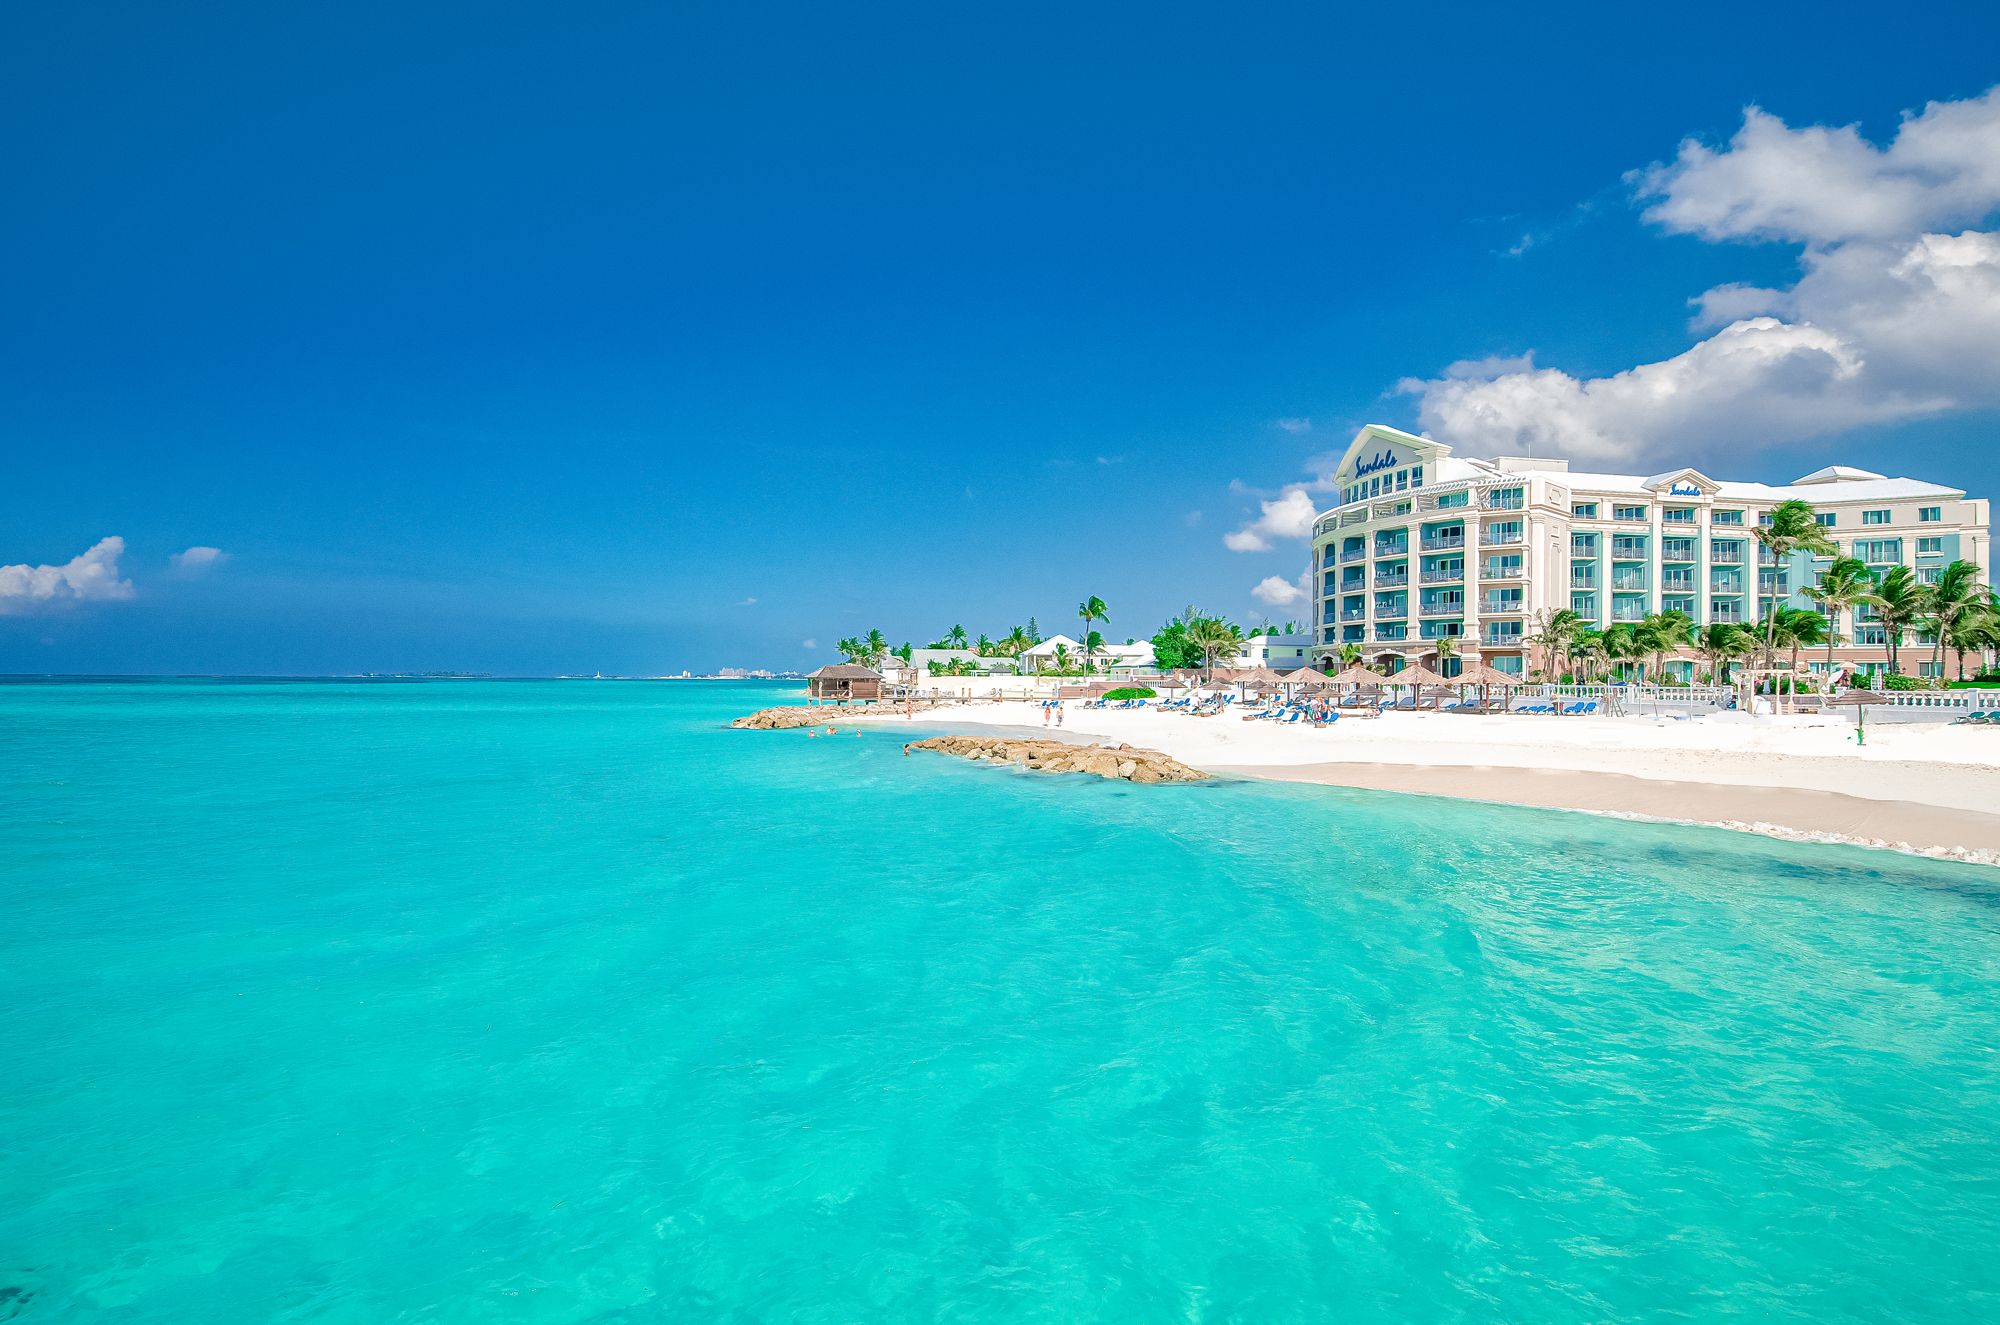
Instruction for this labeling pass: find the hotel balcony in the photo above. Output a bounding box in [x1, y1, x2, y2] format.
[1710, 545, 1745, 564]
[1661, 575, 1696, 593]
[1340, 575, 1365, 592]
[1709, 577, 1743, 594]
[1570, 572, 1597, 589]
[1339, 608, 1366, 622]
[1419, 621, 1464, 640]
[1482, 627, 1526, 647]
[1570, 540, 1599, 555]
[1480, 596, 1525, 615]
[1610, 577, 1648, 592]
[1419, 534, 1465, 552]
[1373, 628, 1408, 643]
[1418, 601, 1464, 618]
[1482, 562, 1526, 581]
[1482, 528, 1525, 547]
[1374, 572, 1409, 589]
[1611, 544, 1648, 560]
[1339, 547, 1366, 564]
[1373, 544, 1409, 559]
[1419, 567, 1463, 584]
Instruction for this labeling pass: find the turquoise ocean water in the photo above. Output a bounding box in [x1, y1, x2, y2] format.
[4, 679, 2000, 1322]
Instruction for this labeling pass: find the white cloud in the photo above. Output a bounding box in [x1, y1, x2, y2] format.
[170, 545, 227, 574]
[736, 596, 758, 607]
[1275, 417, 1312, 434]
[1224, 487, 1318, 552]
[1633, 88, 2000, 246]
[1251, 574, 1307, 608]
[0, 536, 136, 614]
[800, 638, 817, 650]
[1402, 86, 2000, 466]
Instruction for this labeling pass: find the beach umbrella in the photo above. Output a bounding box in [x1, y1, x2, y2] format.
[1825, 688, 1892, 745]
[1383, 661, 1449, 709]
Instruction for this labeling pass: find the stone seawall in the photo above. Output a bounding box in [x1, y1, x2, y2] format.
[905, 735, 1205, 783]
[732, 702, 961, 730]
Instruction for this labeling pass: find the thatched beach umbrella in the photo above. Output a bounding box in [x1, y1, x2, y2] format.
[1452, 660, 1519, 711]
[1326, 663, 1383, 706]
[1383, 661, 1450, 709]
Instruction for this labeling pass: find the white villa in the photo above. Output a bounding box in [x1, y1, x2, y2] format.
[1020, 635, 1154, 673]
[1309, 424, 1993, 680]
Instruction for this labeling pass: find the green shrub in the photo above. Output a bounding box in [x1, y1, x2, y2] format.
[1882, 673, 1934, 691]
[1103, 686, 1156, 701]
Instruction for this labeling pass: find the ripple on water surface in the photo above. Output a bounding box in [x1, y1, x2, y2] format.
[2, 679, 1998, 1323]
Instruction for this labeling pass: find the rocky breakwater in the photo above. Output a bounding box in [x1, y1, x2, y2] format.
[733, 703, 955, 730]
[905, 735, 1206, 783]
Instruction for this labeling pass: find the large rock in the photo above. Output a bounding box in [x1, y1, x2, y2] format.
[902, 736, 1205, 783]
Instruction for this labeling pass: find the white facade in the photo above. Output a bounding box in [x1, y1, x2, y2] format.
[1020, 635, 1155, 671]
[1309, 424, 1992, 678]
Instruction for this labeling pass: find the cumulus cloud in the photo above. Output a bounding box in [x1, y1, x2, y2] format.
[170, 545, 227, 573]
[800, 638, 817, 650]
[1224, 487, 1318, 552]
[1632, 88, 2000, 245]
[1275, 417, 1312, 434]
[0, 536, 136, 614]
[1402, 86, 2000, 465]
[1251, 574, 1307, 608]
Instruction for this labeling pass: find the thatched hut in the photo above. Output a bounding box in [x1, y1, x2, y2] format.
[806, 664, 884, 705]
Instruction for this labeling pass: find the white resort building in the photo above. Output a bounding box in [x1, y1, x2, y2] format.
[1309, 425, 1992, 680]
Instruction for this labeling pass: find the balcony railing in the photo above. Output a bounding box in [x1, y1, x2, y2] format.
[1419, 601, 1464, 617]
[1373, 544, 1409, 559]
[1611, 577, 1648, 592]
[1481, 597, 1524, 615]
[1419, 622, 1464, 640]
[1709, 607, 1745, 624]
[1611, 607, 1647, 623]
[1709, 578, 1743, 594]
[1483, 562, 1526, 580]
[1571, 573, 1597, 588]
[1483, 628, 1525, 646]
[1375, 604, 1407, 619]
[1710, 546, 1744, 564]
[1339, 548, 1366, 564]
[1611, 543, 1648, 559]
[1661, 577, 1696, 593]
[1373, 572, 1409, 588]
[1339, 608, 1366, 621]
[1420, 534, 1465, 551]
[1419, 568, 1463, 584]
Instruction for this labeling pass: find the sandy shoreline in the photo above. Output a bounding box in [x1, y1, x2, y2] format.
[854, 700, 2000, 865]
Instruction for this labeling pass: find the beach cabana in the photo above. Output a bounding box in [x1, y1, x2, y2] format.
[806, 664, 884, 705]
[1236, 667, 1285, 696]
[1328, 663, 1384, 707]
[1278, 666, 1331, 701]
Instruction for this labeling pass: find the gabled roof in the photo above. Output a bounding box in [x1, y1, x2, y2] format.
[808, 664, 881, 679]
[1642, 467, 1720, 494]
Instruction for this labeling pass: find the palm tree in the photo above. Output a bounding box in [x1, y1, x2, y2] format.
[1924, 560, 1991, 680]
[1526, 607, 1582, 681]
[862, 628, 889, 669]
[1570, 627, 1606, 683]
[1185, 615, 1245, 680]
[1077, 596, 1108, 673]
[1432, 632, 1459, 677]
[975, 632, 993, 656]
[1338, 642, 1363, 667]
[1945, 590, 2000, 681]
[1050, 642, 1072, 673]
[1695, 622, 1752, 686]
[1866, 564, 1926, 676]
[1754, 499, 1838, 666]
[1634, 609, 1694, 684]
[1601, 622, 1640, 681]
[945, 623, 969, 650]
[835, 636, 864, 664]
[1002, 625, 1032, 658]
[1802, 557, 1871, 690]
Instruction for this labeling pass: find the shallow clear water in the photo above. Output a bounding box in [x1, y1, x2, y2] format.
[4, 679, 1999, 1322]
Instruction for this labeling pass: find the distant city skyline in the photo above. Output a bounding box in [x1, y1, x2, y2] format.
[4, 4, 1998, 674]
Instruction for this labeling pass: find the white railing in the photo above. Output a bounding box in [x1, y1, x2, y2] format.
[1877, 689, 2000, 710]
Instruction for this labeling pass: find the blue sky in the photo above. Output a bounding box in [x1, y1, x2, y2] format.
[5, 3, 1998, 674]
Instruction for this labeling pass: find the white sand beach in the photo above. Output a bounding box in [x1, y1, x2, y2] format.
[868, 700, 2000, 863]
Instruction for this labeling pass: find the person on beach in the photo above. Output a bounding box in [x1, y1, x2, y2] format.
[1042, 702, 1051, 726]
[1055, 704, 1064, 728]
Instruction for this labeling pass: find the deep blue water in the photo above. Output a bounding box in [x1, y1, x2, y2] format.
[3, 679, 1999, 1322]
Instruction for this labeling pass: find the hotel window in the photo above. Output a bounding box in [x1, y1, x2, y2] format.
[1919, 505, 1942, 522]
[1486, 520, 1523, 545]
[1917, 537, 1943, 554]
[1570, 592, 1597, 615]
[1614, 504, 1647, 522]
[1862, 509, 1890, 525]
[1758, 511, 1773, 526]
[1486, 486, 1524, 510]
[1713, 509, 1744, 525]
[1854, 538, 1901, 563]
[1856, 626, 1887, 646]
[1814, 512, 1836, 527]
[1919, 567, 1942, 585]
[1370, 477, 1382, 497]
[1663, 506, 1696, 524]
[1611, 536, 1647, 558]
[1571, 502, 1598, 518]
[1396, 470, 1409, 492]
[1662, 537, 1696, 561]
[1920, 661, 1943, 678]
[1571, 533, 1598, 555]
[1437, 490, 1469, 509]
